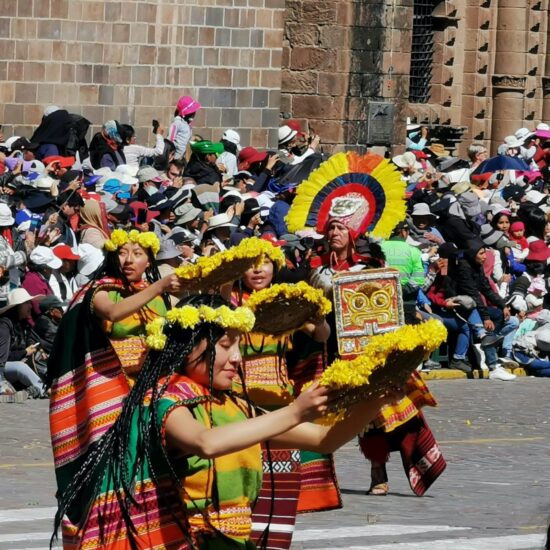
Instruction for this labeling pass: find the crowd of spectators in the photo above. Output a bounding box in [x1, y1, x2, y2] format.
[1, 101, 550, 400]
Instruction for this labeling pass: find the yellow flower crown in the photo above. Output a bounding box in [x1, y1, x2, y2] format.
[320, 319, 447, 389]
[145, 305, 256, 350]
[104, 229, 161, 256]
[174, 237, 285, 281]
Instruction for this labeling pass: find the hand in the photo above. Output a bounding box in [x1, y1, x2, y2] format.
[172, 176, 183, 188]
[444, 298, 460, 309]
[234, 201, 245, 217]
[67, 177, 81, 190]
[159, 274, 182, 295]
[503, 307, 511, 321]
[24, 231, 36, 248]
[217, 162, 227, 173]
[45, 160, 59, 174]
[484, 319, 495, 332]
[12, 160, 23, 175]
[310, 135, 320, 149]
[0, 152, 5, 163]
[420, 127, 429, 139]
[160, 224, 171, 234]
[501, 274, 512, 283]
[156, 126, 165, 136]
[203, 210, 214, 221]
[225, 205, 235, 219]
[293, 382, 330, 422]
[247, 213, 261, 229]
[266, 153, 279, 171]
[25, 343, 40, 356]
[425, 232, 443, 244]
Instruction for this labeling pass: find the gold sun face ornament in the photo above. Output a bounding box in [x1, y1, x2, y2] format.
[332, 269, 405, 357]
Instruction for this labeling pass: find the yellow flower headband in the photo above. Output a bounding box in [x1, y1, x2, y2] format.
[104, 229, 161, 257]
[145, 305, 256, 350]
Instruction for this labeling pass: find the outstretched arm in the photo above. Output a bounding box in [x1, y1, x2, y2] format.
[165, 383, 330, 459]
[270, 393, 397, 454]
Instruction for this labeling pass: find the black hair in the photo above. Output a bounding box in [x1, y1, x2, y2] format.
[490, 211, 510, 231]
[169, 158, 186, 173]
[119, 124, 135, 145]
[57, 189, 85, 208]
[518, 204, 547, 240]
[153, 139, 177, 172]
[51, 294, 241, 549]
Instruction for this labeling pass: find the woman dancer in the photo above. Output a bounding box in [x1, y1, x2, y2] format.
[48, 229, 181, 519]
[50, 294, 399, 549]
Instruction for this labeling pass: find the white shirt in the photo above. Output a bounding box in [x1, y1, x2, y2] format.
[123, 134, 165, 169]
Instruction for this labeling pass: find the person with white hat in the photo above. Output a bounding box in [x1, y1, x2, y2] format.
[0, 202, 32, 305]
[217, 129, 241, 177]
[0, 288, 48, 399]
[405, 119, 429, 151]
[278, 124, 320, 166]
[203, 212, 237, 252]
[21, 246, 61, 318]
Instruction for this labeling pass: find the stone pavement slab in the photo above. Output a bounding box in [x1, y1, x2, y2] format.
[0, 379, 549, 549]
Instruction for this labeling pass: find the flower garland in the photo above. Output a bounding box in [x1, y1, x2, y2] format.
[104, 229, 161, 256]
[145, 305, 256, 350]
[320, 319, 447, 389]
[245, 281, 332, 317]
[174, 237, 285, 281]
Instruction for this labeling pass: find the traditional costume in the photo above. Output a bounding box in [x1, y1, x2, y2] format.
[286, 151, 447, 496]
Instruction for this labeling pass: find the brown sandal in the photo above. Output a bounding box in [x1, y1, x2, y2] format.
[367, 482, 389, 495]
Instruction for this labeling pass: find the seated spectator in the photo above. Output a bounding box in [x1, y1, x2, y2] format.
[89, 120, 125, 169]
[120, 123, 165, 169]
[21, 246, 61, 318]
[0, 203, 28, 304]
[512, 310, 550, 376]
[184, 140, 224, 184]
[51, 244, 81, 306]
[78, 200, 110, 249]
[230, 199, 262, 246]
[30, 106, 72, 160]
[456, 240, 519, 380]
[0, 289, 47, 398]
[33, 295, 64, 354]
[203, 213, 236, 252]
[217, 129, 241, 177]
[278, 125, 320, 165]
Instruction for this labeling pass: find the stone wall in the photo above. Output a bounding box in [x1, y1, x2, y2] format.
[281, 0, 412, 153]
[0, 0, 285, 148]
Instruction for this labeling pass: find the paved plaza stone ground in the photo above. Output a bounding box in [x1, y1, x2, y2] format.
[0, 379, 549, 549]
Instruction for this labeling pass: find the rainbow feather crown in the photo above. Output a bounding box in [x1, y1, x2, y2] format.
[286, 152, 406, 240]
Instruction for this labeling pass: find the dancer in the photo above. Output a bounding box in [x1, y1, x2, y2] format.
[287, 152, 446, 496]
[50, 294, 400, 549]
[233, 261, 330, 549]
[48, 229, 180, 515]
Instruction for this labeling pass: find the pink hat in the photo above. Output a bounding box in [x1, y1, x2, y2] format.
[176, 96, 201, 117]
[510, 221, 525, 233]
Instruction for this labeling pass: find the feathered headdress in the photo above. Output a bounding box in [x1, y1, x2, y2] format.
[286, 152, 407, 240]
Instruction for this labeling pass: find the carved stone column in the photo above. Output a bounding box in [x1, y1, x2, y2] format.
[490, 0, 527, 152]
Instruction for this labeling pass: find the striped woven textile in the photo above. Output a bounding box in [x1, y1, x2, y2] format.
[251, 448, 302, 550]
[287, 332, 342, 514]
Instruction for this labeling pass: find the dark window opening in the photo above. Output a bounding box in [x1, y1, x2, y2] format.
[409, 0, 436, 103]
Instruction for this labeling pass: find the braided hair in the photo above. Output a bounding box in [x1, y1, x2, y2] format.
[51, 294, 247, 549]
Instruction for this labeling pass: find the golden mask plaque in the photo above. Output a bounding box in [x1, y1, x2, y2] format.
[332, 268, 404, 357]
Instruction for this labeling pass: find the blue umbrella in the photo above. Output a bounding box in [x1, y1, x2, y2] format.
[472, 155, 531, 174]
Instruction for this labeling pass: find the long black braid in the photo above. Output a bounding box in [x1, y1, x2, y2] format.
[51, 294, 247, 549]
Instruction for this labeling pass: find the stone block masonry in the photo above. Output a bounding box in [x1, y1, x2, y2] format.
[0, 0, 286, 148]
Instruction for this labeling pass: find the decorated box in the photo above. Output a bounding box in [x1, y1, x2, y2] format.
[332, 268, 405, 357]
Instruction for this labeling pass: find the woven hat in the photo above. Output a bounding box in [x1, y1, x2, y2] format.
[392, 151, 419, 169]
[427, 143, 450, 157]
[207, 213, 237, 230]
[0, 288, 42, 315]
[278, 125, 298, 146]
